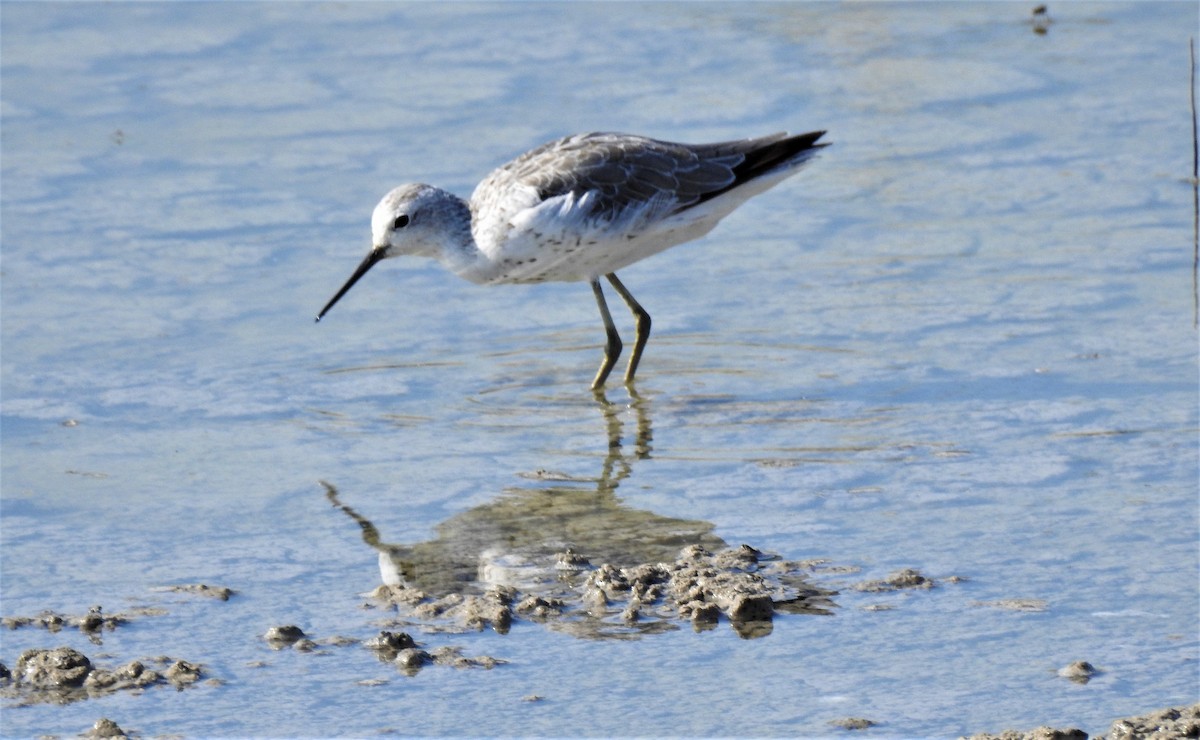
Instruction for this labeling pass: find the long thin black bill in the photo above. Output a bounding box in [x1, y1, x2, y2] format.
[315, 249, 385, 322]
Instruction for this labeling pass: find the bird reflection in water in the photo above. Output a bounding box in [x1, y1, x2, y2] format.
[324, 391, 837, 639]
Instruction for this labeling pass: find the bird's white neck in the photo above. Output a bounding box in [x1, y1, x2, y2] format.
[415, 189, 523, 286]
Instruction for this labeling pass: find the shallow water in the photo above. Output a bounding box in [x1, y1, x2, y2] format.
[2, 2, 1197, 737]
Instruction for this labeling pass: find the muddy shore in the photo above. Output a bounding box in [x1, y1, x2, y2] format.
[0, 488, 1193, 739]
[2, 547, 1194, 739]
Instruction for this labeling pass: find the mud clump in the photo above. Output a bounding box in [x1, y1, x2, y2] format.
[157, 583, 235, 601]
[84, 659, 163, 693]
[830, 717, 878, 731]
[394, 647, 433, 673]
[514, 595, 567, 619]
[365, 630, 504, 675]
[16, 646, 92, 689]
[663, 545, 781, 628]
[264, 627, 503, 675]
[412, 587, 515, 634]
[575, 543, 837, 637]
[387, 645, 505, 676]
[1, 647, 204, 705]
[363, 629, 416, 658]
[854, 568, 935, 592]
[1057, 660, 1099, 685]
[164, 659, 203, 687]
[426, 646, 504, 671]
[264, 624, 313, 650]
[84, 718, 128, 738]
[972, 598, 1048, 613]
[369, 585, 516, 635]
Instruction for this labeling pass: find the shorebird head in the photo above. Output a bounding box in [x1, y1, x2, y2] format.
[316, 184, 466, 322]
[368, 183, 453, 259]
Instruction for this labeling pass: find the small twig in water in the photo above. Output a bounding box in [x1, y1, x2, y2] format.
[1191, 37, 1198, 328]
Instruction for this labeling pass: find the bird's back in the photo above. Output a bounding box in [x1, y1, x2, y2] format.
[468, 131, 827, 283]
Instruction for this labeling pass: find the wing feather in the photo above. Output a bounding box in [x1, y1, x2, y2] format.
[470, 130, 825, 253]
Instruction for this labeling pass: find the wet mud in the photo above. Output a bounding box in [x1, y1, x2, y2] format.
[326, 481, 840, 640]
[1, 588, 220, 708]
[0, 474, 1188, 735]
[365, 542, 839, 640]
[35, 702, 1200, 739]
[962, 702, 1200, 740]
[2, 605, 168, 645]
[316, 477, 1196, 738]
[262, 623, 505, 675]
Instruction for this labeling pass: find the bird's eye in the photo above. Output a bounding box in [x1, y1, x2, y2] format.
[392, 214, 410, 230]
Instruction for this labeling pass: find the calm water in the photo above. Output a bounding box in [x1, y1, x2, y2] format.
[2, 2, 1197, 737]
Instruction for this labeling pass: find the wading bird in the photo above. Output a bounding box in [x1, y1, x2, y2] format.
[316, 130, 827, 389]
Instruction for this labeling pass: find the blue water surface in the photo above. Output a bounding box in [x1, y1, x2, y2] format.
[2, 2, 1197, 737]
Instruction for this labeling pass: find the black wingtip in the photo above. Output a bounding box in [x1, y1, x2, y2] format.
[736, 130, 829, 180]
[792, 129, 829, 149]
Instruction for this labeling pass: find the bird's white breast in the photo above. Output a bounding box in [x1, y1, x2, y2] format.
[471, 189, 719, 284]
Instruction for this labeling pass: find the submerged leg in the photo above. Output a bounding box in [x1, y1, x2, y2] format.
[605, 273, 651, 385]
[590, 278, 623, 390]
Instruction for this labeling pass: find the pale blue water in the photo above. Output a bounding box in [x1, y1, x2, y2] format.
[2, 2, 1197, 737]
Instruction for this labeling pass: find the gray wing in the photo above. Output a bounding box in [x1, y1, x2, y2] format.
[523, 133, 750, 220]
[470, 130, 826, 241]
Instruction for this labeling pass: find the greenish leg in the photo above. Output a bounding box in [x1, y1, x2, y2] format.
[605, 273, 651, 385]
[590, 278, 623, 390]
